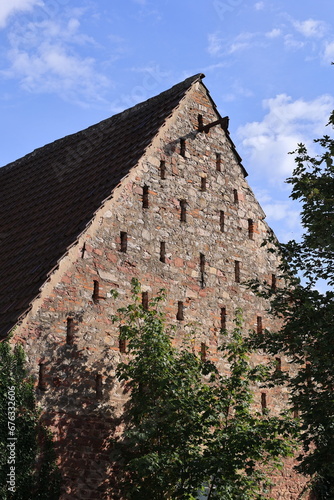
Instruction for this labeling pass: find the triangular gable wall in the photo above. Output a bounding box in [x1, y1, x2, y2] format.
[9, 79, 305, 499]
[0, 74, 203, 337]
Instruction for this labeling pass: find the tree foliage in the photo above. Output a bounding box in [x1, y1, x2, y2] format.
[0, 340, 60, 500]
[249, 113, 334, 498]
[112, 279, 296, 500]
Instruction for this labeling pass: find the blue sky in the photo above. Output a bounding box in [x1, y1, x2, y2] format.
[1, 0, 334, 243]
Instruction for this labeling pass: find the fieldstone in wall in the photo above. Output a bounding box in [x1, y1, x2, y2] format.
[10, 80, 309, 499]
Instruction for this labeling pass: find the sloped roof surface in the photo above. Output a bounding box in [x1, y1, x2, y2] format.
[0, 73, 204, 337]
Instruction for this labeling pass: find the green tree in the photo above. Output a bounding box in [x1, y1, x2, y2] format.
[0, 340, 60, 500]
[249, 113, 334, 498]
[112, 279, 296, 500]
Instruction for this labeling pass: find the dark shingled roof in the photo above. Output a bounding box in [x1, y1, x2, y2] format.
[0, 73, 205, 336]
[0, 73, 245, 337]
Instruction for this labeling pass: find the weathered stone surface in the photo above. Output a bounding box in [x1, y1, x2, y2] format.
[12, 81, 309, 499]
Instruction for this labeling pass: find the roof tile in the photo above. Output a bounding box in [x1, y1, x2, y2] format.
[0, 74, 204, 336]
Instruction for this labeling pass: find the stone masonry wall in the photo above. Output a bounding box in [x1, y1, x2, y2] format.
[14, 82, 308, 499]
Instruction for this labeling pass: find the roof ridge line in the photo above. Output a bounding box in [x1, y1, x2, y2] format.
[0, 73, 205, 175]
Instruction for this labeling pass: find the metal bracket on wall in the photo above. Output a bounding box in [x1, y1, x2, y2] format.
[198, 116, 229, 133]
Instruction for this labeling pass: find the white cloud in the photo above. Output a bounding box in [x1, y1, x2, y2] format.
[293, 18, 327, 38]
[237, 94, 334, 184]
[202, 62, 229, 72]
[207, 31, 264, 57]
[265, 28, 281, 39]
[252, 188, 302, 242]
[254, 2, 265, 10]
[263, 200, 301, 242]
[322, 41, 334, 64]
[228, 40, 251, 54]
[262, 201, 298, 224]
[207, 33, 223, 56]
[222, 79, 253, 102]
[0, 0, 41, 28]
[208, 32, 256, 57]
[6, 44, 109, 101]
[227, 32, 257, 54]
[1, 15, 111, 105]
[284, 34, 304, 50]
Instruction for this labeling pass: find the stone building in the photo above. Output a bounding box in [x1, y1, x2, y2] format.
[0, 74, 307, 499]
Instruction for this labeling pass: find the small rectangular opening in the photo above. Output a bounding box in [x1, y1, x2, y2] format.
[306, 362, 311, 387]
[119, 335, 127, 354]
[200, 253, 205, 273]
[220, 211, 225, 232]
[160, 241, 166, 263]
[198, 114, 204, 131]
[176, 301, 184, 321]
[93, 280, 100, 303]
[66, 318, 75, 345]
[248, 219, 254, 239]
[271, 274, 277, 291]
[38, 363, 47, 391]
[234, 261, 240, 283]
[200, 253, 205, 288]
[180, 200, 187, 222]
[257, 316, 263, 335]
[142, 291, 149, 310]
[200, 342, 207, 362]
[120, 231, 127, 253]
[180, 138, 186, 157]
[233, 189, 239, 204]
[200, 176, 207, 192]
[216, 153, 221, 172]
[160, 160, 166, 180]
[143, 185, 149, 209]
[261, 392, 267, 412]
[221, 307, 226, 330]
[95, 374, 103, 399]
[275, 357, 282, 372]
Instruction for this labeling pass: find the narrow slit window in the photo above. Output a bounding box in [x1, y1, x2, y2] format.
[160, 241, 166, 263]
[120, 231, 127, 253]
[306, 362, 311, 387]
[271, 274, 277, 291]
[66, 318, 75, 345]
[180, 200, 187, 222]
[93, 280, 100, 303]
[160, 160, 166, 180]
[220, 211, 225, 232]
[200, 176, 207, 192]
[177, 301, 184, 321]
[180, 138, 186, 157]
[119, 333, 127, 353]
[275, 357, 282, 372]
[143, 185, 149, 209]
[142, 291, 149, 310]
[248, 219, 254, 239]
[233, 189, 239, 204]
[200, 253, 205, 288]
[216, 153, 221, 172]
[201, 342, 207, 362]
[221, 307, 227, 330]
[257, 316, 263, 335]
[261, 392, 267, 412]
[38, 363, 47, 391]
[198, 114, 204, 131]
[234, 261, 240, 283]
[95, 374, 103, 399]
